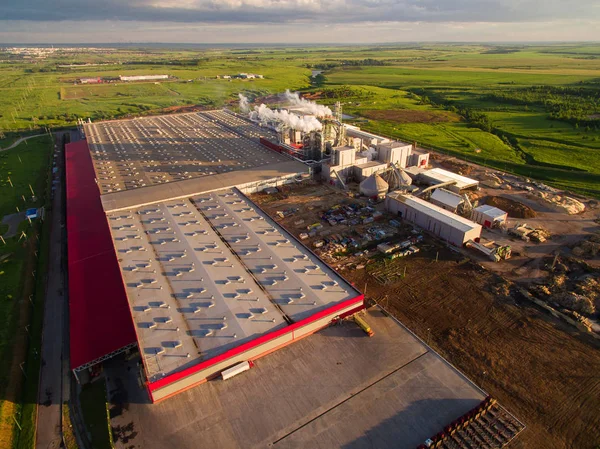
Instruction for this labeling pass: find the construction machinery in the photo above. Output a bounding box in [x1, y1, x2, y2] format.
[466, 240, 512, 262]
[508, 223, 550, 243]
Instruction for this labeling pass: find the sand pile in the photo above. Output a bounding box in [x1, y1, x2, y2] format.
[536, 191, 585, 214]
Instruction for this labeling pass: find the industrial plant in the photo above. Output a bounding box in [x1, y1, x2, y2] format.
[236, 92, 504, 254]
[61, 89, 525, 448]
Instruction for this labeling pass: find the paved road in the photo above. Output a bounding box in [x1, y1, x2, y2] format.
[35, 134, 68, 449]
[1, 211, 26, 238]
[0, 134, 46, 152]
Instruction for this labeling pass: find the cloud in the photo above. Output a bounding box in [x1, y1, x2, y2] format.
[1, 18, 599, 44]
[2, 0, 599, 24]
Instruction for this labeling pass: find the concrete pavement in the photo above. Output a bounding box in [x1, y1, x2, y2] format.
[35, 134, 68, 449]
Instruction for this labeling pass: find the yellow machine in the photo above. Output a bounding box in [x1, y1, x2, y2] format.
[354, 315, 374, 337]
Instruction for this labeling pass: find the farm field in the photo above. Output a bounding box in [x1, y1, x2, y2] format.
[0, 136, 52, 449]
[0, 43, 599, 195]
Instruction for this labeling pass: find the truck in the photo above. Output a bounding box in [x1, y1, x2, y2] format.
[354, 315, 374, 337]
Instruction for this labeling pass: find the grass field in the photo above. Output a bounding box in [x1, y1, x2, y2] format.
[0, 136, 52, 449]
[315, 50, 600, 196]
[0, 44, 599, 196]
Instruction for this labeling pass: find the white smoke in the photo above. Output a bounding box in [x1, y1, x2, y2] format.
[283, 89, 332, 117]
[249, 103, 323, 133]
[238, 93, 250, 113]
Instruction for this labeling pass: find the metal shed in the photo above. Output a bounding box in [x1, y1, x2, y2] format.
[472, 204, 508, 228]
[430, 188, 464, 213]
[419, 168, 479, 193]
[386, 192, 482, 246]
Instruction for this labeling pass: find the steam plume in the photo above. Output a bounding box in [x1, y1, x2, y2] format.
[249, 104, 323, 133]
[283, 89, 332, 117]
[238, 93, 250, 113]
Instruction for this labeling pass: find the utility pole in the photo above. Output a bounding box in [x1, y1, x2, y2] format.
[12, 415, 22, 431]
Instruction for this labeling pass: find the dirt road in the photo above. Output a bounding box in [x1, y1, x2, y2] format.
[0, 134, 46, 152]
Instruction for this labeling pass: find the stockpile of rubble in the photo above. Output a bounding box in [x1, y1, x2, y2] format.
[535, 191, 586, 215]
[572, 234, 600, 258]
[533, 258, 600, 319]
[508, 223, 550, 243]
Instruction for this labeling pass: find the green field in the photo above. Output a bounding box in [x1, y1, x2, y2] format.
[0, 136, 52, 449]
[1, 43, 599, 196]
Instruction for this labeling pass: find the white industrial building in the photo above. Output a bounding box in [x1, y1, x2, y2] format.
[345, 125, 390, 151]
[386, 192, 482, 246]
[472, 205, 508, 228]
[79, 77, 101, 84]
[377, 141, 413, 167]
[430, 188, 465, 213]
[419, 168, 479, 193]
[409, 149, 430, 168]
[119, 75, 169, 82]
[323, 146, 388, 185]
[323, 129, 429, 187]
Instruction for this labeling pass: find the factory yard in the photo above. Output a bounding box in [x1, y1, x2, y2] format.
[251, 180, 600, 449]
[106, 308, 512, 449]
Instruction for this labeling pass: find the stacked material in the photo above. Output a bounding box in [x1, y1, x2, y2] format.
[536, 191, 585, 214]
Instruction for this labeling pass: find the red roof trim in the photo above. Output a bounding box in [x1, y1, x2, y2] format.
[148, 294, 364, 392]
[66, 140, 137, 370]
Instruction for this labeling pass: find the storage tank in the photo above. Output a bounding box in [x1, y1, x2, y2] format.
[360, 174, 389, 199]
[398, 169, 412, 186]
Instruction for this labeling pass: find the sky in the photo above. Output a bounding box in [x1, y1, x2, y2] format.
[0, 0, 599, 43]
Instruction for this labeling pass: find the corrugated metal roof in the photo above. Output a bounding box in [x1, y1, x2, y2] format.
[388, 192, 481, 233]
[431, 188, 464, 209]
[101, 160, 307, 212]
[474, 204, 508, 219]
[422, 168, 479, 189]
[360, 174, 389, 195]
[66, 140, 137, 371]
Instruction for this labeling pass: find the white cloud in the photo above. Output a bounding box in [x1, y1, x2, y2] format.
[1, 18, 599, 43]
[0, 0, 599, 43]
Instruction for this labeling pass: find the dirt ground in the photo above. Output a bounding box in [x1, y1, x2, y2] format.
[351, 252, 600, 449]
[450, 162, 600, 283]
[252, 183, 600, 449]
[484, 195, 537, 219]
[435, 156, 475, 175]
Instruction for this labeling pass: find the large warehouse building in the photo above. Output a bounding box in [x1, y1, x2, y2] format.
[67, 111, 363, 402]
[386, 192, 482, 246]
[66, 110, 524, 448]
